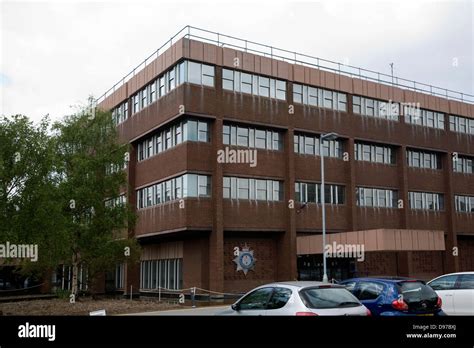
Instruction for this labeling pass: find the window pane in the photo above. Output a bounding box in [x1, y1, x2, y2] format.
[188, 62, 201, 84]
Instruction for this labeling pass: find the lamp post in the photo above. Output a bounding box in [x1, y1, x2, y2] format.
[320, 132, 339, 283]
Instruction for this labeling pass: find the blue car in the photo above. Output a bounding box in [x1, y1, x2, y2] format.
[340, 277, 445, 316]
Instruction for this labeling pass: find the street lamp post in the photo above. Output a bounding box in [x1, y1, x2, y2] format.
[320, 132, 339, 283]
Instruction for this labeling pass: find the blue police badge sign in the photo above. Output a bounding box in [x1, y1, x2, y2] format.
[233, 244, 256, 275]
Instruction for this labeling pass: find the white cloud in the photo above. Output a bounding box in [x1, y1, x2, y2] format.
[1, 0, 472, 123]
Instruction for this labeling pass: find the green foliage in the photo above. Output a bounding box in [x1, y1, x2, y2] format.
[1, 101, 140, 293]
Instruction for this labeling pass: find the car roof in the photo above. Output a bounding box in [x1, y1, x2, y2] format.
[342, 276, 423, 283]
[428, 272, 474, 282]
[261, 281, 342, 289]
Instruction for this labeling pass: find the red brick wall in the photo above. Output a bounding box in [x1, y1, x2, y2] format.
[223, 236, 277, 294]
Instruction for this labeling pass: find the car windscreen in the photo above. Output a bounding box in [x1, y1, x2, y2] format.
[397, 281, 438, 303]
[300, 287, 361, 309]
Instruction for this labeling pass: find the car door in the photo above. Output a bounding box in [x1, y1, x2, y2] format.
[264, 287, 294, 315]
[352, 281, 385, 315]
[233, 287, 274, 316]
[453, 274, 474, 315]
[428, 275, 458, 315]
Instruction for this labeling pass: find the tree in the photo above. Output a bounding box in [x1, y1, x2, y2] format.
[0, 115, 67, 279]
[53, 102, 139, 296]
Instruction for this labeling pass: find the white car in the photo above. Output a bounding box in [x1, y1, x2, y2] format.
[427, 272, 474, 315]
[218, 281, 370, 316]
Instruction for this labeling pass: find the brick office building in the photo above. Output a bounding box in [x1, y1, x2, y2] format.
[97, 27, 474, 295]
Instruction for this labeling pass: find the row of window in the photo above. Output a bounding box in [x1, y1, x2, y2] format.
[138, 119, 210, 161]
[353, 96, 400, 120]
[454, 156, 474, 174]
[112, 101, 129, 125]
[223, 124, 283, 150]
[450, 115, 474, 135]
[137, 174, 211, 209]
[355, 142, 395, 164]
[222, 68, 286, 100]
[455, 195, 474, 213]
[136, 174, 473, 213]
[356, 187, 398, 208]
[295, 182, 345, 205]
[293, 84, 347, 111]
[223, 177, 283, 202]
[407, 149, 442, 170]
[293, 134, 343, 158]
[408, 191, 444, 211]
[140, 259, 183, 290]
[131, 60, 214, 115]
[105, 194, 127, 208]
[404, 105, 445, 130]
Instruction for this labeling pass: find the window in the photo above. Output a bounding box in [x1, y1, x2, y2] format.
[449, 114, 474, 135]
[222, 69, 234, 90]
[459, 274, 474, 289]
[455, 195, 474, 213]
[259, 76, 270, 97]
[223, 125, 230, 145]
[202, 64, 215, 87]
[404, 106, 445, 130]
[188, 61, 202, 85]
[323, 90, 333, 109]
[168, 67, 176, 91]
[150, 82, 157, 103]
[453, 155, 474, 174]
[409, 191, 444, 211]
[294, 134, 342, 159]
[255, 130, 266, 149]
[429, 275, 458, 291]
[140, 258, 182, 290]
[407, 149, 441, 169]
[238, 178, 249, 199]
[223, 177, 231, 198]
[237, 127, 249, 147]
[293, 84, 303, 104]
[241, 73, 252, 94]
[353, 96, 361, 114]
[198, 175, 211, 197]
[198, 121, 208, 142]
[276, 80, 286, 100]
[354, 96, 400, 121]
[266, 288, 292, 310]
[354, 282, 384, 301]
[224, 177, 283, 202]
[238, 287, 273, 310]
[159, 76, 166, 97]
[295, 182, 345, 205]
[304, 136, 315, 155]
[137, 174, 211, 209]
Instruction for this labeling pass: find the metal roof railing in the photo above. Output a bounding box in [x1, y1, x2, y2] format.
[96, 25, 473, 105]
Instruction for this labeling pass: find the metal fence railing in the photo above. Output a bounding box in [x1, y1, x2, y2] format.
[96, 25, 473, 105]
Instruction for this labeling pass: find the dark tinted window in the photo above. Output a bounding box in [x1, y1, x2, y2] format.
[354, 281, 384, 300]
[428, 275, 458, 291]
[267, 287, 292, 310]
[398, 281, 437, 302]
[343, 281, 357, 292]
[239, 287, 273, 310]
[300, 287, 361, 309]
[459, 274, 474, 289]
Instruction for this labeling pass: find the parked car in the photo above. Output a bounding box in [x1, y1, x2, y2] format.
[427, 272, 474, 315]
[340, 277, 444, 316]
[218, 281, 370, 316]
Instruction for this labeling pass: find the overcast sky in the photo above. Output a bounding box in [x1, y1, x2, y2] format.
[1, 0, 473, 123]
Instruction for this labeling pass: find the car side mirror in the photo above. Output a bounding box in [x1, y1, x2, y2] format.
[231, 303, 240, 311]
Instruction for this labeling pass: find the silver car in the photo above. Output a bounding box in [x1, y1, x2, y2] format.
[218, 281, 370, 316]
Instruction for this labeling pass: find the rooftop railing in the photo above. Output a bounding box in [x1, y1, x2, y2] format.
[96, 25, 473, 105]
